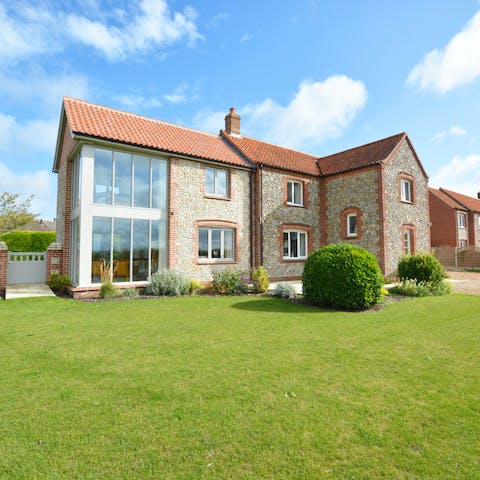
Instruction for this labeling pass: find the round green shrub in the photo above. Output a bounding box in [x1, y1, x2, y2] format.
[302, 244, 383, 310]
[46, 273, 71, 291]
[252, 266, 270, 293]
[397, 253, 446, 285]
[146, 269, 190, 296]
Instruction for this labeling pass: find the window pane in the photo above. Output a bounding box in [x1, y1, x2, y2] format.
[290, 231, 298, 258]
[205, 167, 215, 195]
[151, 220, 167, 274]
[93, 149, 113, 204]
[133, 155, 150, 208]
[114, 152, 132, 206]
[348, 215, 357, 235]
[198, 228, 209, 259]
[299, 233, 306, 257]
[152, 159, 167, 210]
[113, 218, 131, 282]
[92, 217, 112, 283]
[223, 229, 233, 259]
[217, 170, 228, 197]
[294, 182, 302, 205]
[133, 219, 149, 281]
[283, 232, 289, 257]
[211, 229, 221, 258]
[287, 183, 293, 204]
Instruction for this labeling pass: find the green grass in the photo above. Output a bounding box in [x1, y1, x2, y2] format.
[1, 295, 479, 479]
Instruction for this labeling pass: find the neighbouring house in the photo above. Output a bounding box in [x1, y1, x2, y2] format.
[22, 219, 57, 232]
[52, 97, 430, 295]
[429, 187, 480, 248]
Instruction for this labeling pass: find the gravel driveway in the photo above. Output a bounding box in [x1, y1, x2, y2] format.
[447, 270, 480, 295]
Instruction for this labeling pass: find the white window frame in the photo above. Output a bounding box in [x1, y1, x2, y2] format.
[346, 213, 358, 238]
[458, 212, 466, 228]
[459, 240, 467, 249]
[286, 180, 303, 207]
[198, 227, 234, 261]
[205, 167, 229, 198]
[403, 229, 413, 255]
[283, 230, 308, 260]
[401, 178, 413, 203]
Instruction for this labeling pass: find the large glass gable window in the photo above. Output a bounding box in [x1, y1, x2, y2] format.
[283, 230, 307, 259]
[198, 227, 234, 261]
[93, 148, 167, 208]
[92, 216, 167, 283]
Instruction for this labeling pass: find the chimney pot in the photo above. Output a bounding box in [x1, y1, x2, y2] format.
[477, 191, 480, 199]
[225, 107, 241, 135]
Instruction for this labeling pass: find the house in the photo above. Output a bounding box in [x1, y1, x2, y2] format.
[429, 187, 480, 248]
[52, 97, 430, 295]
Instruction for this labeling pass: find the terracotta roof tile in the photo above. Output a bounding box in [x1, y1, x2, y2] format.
[429, 188, 466, 209]
[63, 97, 250, 168]
[223, 133, 320, 176]
[439, 188, 480, 212]
[317, 132, 406, 176]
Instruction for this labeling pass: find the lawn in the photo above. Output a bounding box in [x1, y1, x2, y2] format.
[0, 294, 479, 479]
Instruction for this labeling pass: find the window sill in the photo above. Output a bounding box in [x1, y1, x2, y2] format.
[286, 202, 304, 208]
[197, 259, 237, 265]
[282, 258, 307, 263]
[346, 235, 358, 238]
[400, 199, 413, 204]
[204, 194, 231, 201]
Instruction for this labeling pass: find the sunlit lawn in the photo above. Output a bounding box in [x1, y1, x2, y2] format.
[1, 294, 479, 479]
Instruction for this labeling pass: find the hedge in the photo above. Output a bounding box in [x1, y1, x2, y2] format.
[0, 231, 56, 252]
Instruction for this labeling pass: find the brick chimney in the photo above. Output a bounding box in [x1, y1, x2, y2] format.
[225, 107, 240, 135]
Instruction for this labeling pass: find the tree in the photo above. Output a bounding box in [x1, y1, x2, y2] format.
[0, 192, 37, 234]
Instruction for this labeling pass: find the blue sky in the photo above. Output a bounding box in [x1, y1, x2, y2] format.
[1, 0, 480, 219]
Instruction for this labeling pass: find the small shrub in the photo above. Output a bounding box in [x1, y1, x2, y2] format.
[381, 288, 389, 296]
[146, 269, 190, 296]
[273, 282, 296, 299]
[303, 244, 383, 310]
[251, 266, 270, 293]
[122, 287, 139, 298]
[46, 273, 71, 291]
[212, 268, 249, 294]
[388, 279, 451, 297]
[397, 253, 446, 285]
[100, 281, 117, 299]
[189, 279, 203, 293]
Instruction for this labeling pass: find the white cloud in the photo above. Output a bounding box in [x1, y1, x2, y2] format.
[0, 3, 59, 62]
[240, 32, 253, 42]
[66, 0, 203, 61]
[431, 125, 467, 141]
[431, 154, 480, 198]
[0, 69, 90, 114]
[0, 113, 58, 153]
[194, 76, 367, 151]
[115, 94, 163, 110]
[407, 11, 480, 93]
[0, 163, 56, 218]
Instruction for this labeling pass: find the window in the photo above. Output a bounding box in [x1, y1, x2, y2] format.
[205, 167, 228, 197]
[459, 240, 467, 249]
[403, 229, 413, 255]
[198, 227, 234, 261]
[458, 213, 466, 228]
[346, 213, 357, 237]
[286, 180, 303, 206]
[93, 148, 167, 208]
[283, 230, 307, 259]
[91, 216, 167, 283]
[401, 178, 413, 203]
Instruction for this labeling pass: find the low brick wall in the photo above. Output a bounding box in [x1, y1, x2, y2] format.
[46, 243, 63, 279]
[0, 242, 7, 299]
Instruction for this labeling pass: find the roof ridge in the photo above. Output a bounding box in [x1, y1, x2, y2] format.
[440, 187, 480, 209]
[63, 96, 220, 139]
[319, 132, 406, 160]
[225, 131, 318, 160]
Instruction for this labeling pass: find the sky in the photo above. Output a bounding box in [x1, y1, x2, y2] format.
[1, 0, 480, 220]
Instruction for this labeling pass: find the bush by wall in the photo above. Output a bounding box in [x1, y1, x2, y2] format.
[397, 253, 446, 285]
[251, 266, 270, 293]
[0, 231, 55, 252]
[303, 244, 383, 310]
[273, 282, 296, 299]
[146, 269, 190, 296]
[46, 273, 71, 292]
[212, 269, 249, 294]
